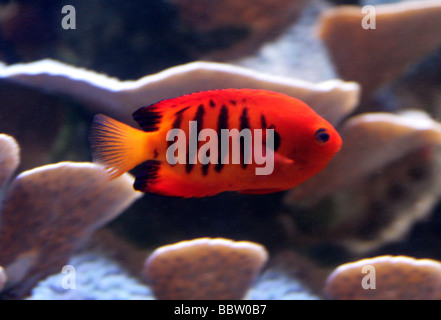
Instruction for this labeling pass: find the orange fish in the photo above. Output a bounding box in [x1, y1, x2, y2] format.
[90, 89, 342, 197]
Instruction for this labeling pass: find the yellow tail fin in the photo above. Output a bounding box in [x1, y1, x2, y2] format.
[89, 114, 148, 179]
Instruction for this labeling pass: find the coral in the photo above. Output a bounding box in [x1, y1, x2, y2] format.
[28, 250, 154, 300]
[0, 59, 360, 127]
[169, 0, 310, 59]
[286, 111, 441, 203]
[1, 0, 441, 300]
[0, 59, 360, 298]
[283, 111, 441, 253]
[247, 269, 318, 300]
[26, 237, 318, 300]
[0, 267, 6, 293]
[0, 137, 142, 298]
[2, 54, 441, 295]
[0, 134, 19, 194]
[318, 0, 441, 103]
[142, 238, 268, 300]
[324, 255, 441, 300]
[235, 0, 336, 82]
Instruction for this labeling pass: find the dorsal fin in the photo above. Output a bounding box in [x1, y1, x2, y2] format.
[132, 105, 162, 132]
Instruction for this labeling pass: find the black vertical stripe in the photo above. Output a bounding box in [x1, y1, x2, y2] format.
[171, 113, 182, 129]
[240, 107, 250, 169]
[201, 164, 209, 176]
[215, 105, 229, 173]
[172, 106, 191, 129]
[240, 107, 250, 130]
[186, 104, 205, 174]
[168, 106, 189, 148]
[195, 104, 205, 124]
[274, 131, 281, 152]
[260, 114, 267, 145]
[268, 124, 281, 152]
[260, 114, 267, 130]
[172, 108, 184, 128]
[202, 149, 210, 176]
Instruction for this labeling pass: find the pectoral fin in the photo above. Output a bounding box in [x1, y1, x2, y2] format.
[274, 152, 294, 165]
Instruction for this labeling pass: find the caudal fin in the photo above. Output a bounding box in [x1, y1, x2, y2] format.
[89, 114, 147, 179]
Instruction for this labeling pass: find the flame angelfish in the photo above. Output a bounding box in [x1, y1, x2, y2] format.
[89, 89, 342, 198]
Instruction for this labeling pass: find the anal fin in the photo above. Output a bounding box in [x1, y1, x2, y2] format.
[133, 160, 161, 192]
[134, 162, 222, 198]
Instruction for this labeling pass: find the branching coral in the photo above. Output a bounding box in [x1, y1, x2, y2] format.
[325, 255, 441, 300]
[0, 134, 142, 299]
[143, 238, 268, 300]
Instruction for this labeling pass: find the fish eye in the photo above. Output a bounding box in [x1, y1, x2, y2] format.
[315, 128, 330, 144]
